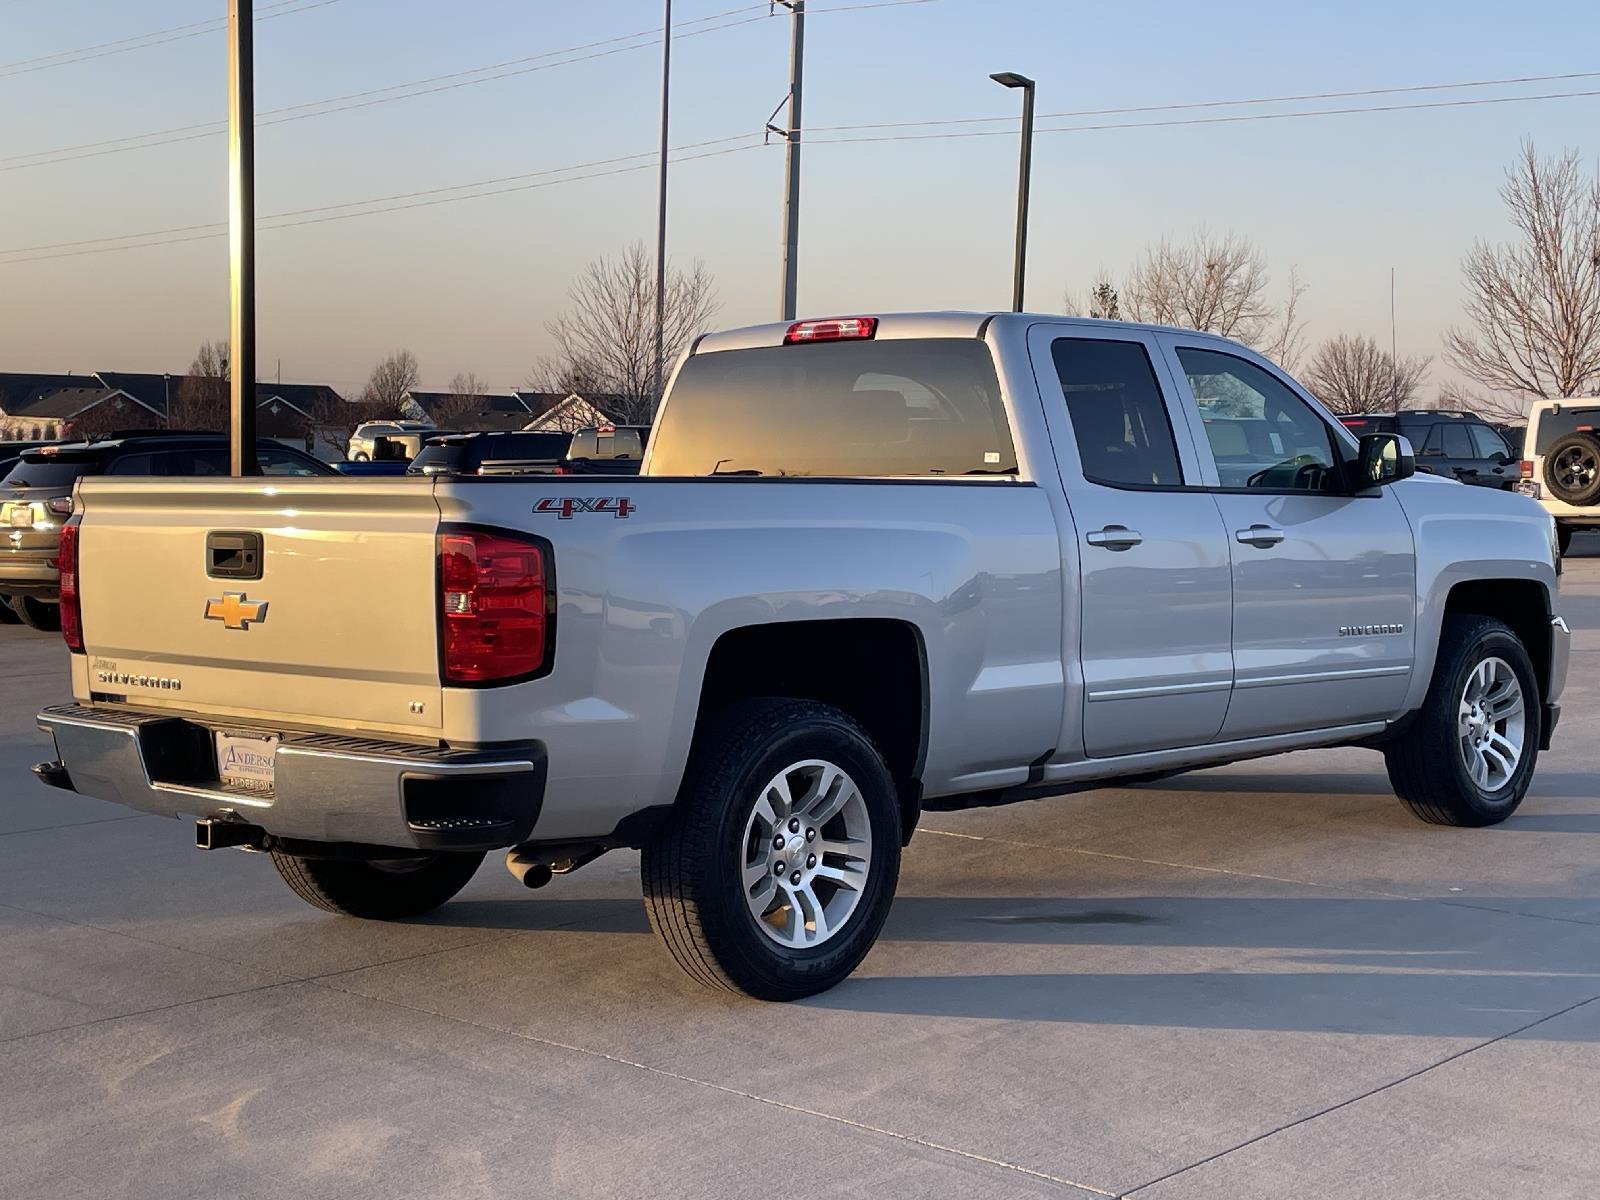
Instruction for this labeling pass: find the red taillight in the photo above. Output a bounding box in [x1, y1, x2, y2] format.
[554, 465, 572, 475]
[438, 530, 550, 684]
[1520, 459, 1534, 479]
[58, 518, 83, 653]
[1341, 417, 1367, 427]
[784, 316, 878, 345]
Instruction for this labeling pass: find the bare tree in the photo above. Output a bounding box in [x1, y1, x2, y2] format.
[359, 349, 420, 414]
[427, 371, 493, 429]
[539, 242, 718, 424]
[167, 339, 230, 430]
[1064, 272, 1121, 319]
[1262, 266, 1310, 373]
[1304, 333, 1431, 414]
[1444, 142, 1600, 419]
[1124, 230, 1275, 344]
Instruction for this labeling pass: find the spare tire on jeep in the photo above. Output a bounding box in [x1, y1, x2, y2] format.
[1544, 431, 1600, 505]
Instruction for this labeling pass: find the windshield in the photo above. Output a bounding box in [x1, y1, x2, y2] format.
[649, 338, 1017, 477]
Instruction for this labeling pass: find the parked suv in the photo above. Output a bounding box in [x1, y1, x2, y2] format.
[1339, 410, 1518, 488]
[0, 433, 332, 630]
[1515, 396, 1600, 554]
[407, 430, 573, 476]
[347, 420, 434, 462]
[563, 424, 650, 475]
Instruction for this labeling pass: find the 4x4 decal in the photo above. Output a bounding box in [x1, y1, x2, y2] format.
[534, 496, 635, 520]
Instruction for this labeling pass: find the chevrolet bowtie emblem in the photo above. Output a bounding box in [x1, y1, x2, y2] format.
[204, 591, 268, 630]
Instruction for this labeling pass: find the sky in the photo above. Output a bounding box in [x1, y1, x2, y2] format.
[2, 0, 1599, 396]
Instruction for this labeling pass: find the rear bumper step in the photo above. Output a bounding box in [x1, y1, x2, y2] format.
[36, 704, 546, 852]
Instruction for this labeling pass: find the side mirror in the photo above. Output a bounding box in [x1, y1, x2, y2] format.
[1354, 433, 1415, 488]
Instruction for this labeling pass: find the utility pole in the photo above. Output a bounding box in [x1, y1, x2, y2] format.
[778, 0, 805, 321]
[652, 0, 672, 406]
[227, 0, 258, 475]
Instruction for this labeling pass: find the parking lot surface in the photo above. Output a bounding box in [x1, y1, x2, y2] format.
[3, 538, 1598, 1199]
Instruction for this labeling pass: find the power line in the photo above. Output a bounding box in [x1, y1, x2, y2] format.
[804, 85, 1600, 146]
[6, 83, 1600, 268]
[804, 67, 1600, 133]
[1, 0, 932, 171]
[0, 0, 344, 79]
[0, 134, 767, 264]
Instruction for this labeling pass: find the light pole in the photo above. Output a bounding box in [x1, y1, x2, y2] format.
[227, 0, 259, 474]
[990, 71, 1035, 314]
[652, 0, 672, 406]
[777, 0, 805, 321]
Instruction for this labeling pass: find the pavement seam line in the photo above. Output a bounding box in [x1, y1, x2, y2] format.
[0, 813, 149, 838]
[0, 978, 298, 1047]
[1115, 989, 1600, 1198]
[314, 980, 1114, 1197]
[917, 827, 1600, 928]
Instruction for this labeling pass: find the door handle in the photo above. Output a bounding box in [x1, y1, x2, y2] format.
[1235, 524, 1285, 548]
[1086, 525, 1143, 550]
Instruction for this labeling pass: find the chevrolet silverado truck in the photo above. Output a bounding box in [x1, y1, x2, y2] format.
[33, 313, 1570, 1000]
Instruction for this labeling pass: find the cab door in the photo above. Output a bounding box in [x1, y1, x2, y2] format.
[1158, 337, 1417, 738]
[1028, 324, 1234, 758]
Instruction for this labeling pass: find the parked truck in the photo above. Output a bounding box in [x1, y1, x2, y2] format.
[33, 313, 1569, 999]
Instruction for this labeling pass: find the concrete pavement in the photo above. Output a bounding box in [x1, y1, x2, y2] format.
[2, 539, 1597, 1199]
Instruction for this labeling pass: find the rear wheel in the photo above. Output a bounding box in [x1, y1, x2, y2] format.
[352, 451, 370, 463]
[1384, 615, 1540, 826]
[642, 698, 901, 1000]
[11, 596, 60, 632]
[269, 849, 484, 919]
[1544, 432, 1600, 505]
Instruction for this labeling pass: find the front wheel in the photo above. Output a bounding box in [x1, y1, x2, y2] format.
[642, 699, 902, 1000]
[269, 849, 484, 919]
[1384, 615, 1541, 826]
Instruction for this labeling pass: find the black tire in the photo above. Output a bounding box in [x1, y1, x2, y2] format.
[1384, 615, 1541, 826]
[352, 451, 370, 463]
[12, 596, 60, 632]
[269, 849, 484, 919]
[642, 698, 902, 1001]
[0, 597, 19, 625]
[1544, 432, 1600, 505]
[1557, 524, 1574, 556]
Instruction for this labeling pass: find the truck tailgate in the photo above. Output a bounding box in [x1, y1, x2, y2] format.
[73, 477, 444, 734]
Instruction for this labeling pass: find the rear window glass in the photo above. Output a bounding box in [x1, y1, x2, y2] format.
[569, 428, 647, 459]
[648, 338, 1017, 477]
[409, 433, 571, 475]
[1, 457, 96, 488]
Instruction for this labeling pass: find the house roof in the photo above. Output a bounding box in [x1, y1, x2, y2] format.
[0, 373, 102, 418]
[406, 391, 531, 419]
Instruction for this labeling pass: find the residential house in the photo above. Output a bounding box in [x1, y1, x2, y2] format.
[402, 390, 536, 432]
[0, 373, 119, 440]
[0, 371, 345, 443]
[517, 391, 623, 433]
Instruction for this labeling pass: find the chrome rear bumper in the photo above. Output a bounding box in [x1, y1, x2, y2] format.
[35, 704, 546, 852]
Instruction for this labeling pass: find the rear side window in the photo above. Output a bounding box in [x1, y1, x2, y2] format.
[648, 338, 1017, 477]
[1050, 338, 1183, 488]
[1424, 425, 1474, 458]
[0, 457, 94, 488]
[106, 449, 229, 476]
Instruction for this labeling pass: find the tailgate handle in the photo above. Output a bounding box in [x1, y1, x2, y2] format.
[207, 531, 263, 580]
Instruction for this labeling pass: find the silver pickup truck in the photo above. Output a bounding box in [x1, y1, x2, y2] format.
[33, 313, 1570, 1000]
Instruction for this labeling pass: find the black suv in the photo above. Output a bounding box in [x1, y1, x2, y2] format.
[0, 432, 332, 631]
[407, 431, 574, 476]
[1339, 410, 1518, 489]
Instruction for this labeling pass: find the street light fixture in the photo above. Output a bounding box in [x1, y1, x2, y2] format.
[990, 71, 1035, 314]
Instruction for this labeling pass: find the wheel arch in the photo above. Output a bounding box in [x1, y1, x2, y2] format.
[691, 618, 929, 843]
